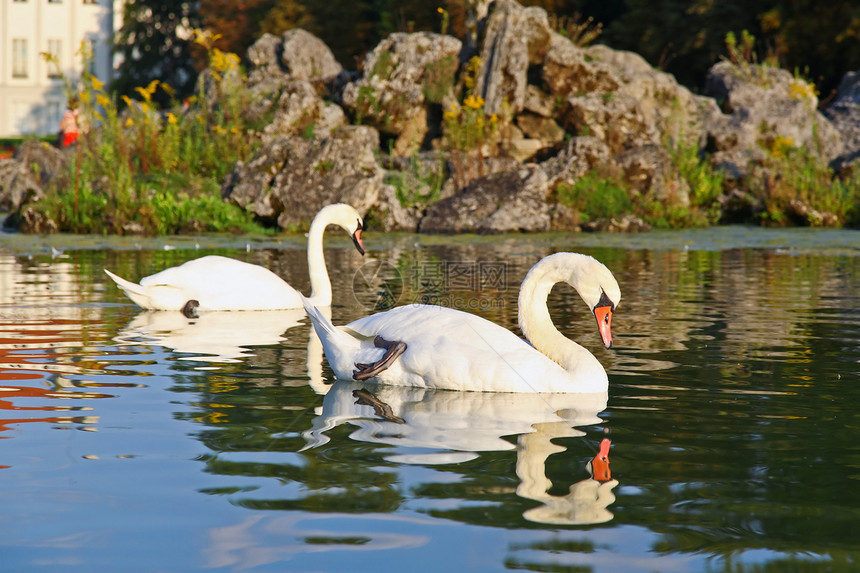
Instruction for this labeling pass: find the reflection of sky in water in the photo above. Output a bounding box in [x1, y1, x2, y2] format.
[1, 231, 859, 571]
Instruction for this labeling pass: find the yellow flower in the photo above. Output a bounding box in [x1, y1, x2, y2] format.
[770, 135, 794, 158]
[464, 94, 485, 110]
[125, 117, 134, 127]
[437, 7, 444, 13]
[192, 29, 222, 49]
[95, 93, 112, 109]
[90, 76, 104, 92]
[166, 112, 178, 125]
[490, 113, 498, 123]
[121, 95, 132, 108]
[789, 80, 818, 102]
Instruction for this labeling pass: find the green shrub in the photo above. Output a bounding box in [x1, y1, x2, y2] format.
[31, 31, 269, 235]
[753, 139, 859, 227]
[387, 154, 446, 208]
[557, 171, 632, 222]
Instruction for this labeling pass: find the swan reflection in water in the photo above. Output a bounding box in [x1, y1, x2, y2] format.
[302, 380, 618, 525]
[113, 309, 331, 393]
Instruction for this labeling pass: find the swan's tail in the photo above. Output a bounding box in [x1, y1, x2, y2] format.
[104, 269, 154, 309]
[301, 296, 359, 380]
[301, 296, 340, 341]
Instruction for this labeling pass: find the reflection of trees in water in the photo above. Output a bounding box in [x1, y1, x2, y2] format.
[610, 247, 860, 558]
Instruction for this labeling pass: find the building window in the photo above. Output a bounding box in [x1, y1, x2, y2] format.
[47, 39, 62, 78]
[48, 0, 62, 3]
[83, 0, 97, 4]
[13, 39, 28, 78]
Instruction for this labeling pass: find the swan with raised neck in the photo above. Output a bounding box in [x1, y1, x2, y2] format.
[104, 203, 365, 311]
[302, 251, 621, 393]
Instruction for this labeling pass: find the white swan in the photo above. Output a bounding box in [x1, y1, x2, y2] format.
[303, 252, 621, 393]
[104, 203, 365, 312]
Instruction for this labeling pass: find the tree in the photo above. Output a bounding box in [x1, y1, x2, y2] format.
[199, 0, 280, 58]
[113, 0, 203, 107]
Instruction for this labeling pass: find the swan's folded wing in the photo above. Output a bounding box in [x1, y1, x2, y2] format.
[346, 305, 567, 392]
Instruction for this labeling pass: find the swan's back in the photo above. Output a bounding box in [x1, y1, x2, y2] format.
[141, 255, 302, 310]
[345, 305, 606, 393]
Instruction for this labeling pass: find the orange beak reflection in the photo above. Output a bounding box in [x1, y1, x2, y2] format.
[591, 438, 612, 482]
[594, 305, 613, 348]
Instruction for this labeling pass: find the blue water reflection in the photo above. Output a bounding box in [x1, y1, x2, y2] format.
[0, 228, 859, 571]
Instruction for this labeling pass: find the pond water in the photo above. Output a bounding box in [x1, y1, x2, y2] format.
[1, 226, 859, 572]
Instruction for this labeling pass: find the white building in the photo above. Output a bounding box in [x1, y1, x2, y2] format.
[0, 0, 122, 138]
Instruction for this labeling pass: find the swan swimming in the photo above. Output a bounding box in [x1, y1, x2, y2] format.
[303, 252, 621, 393]
[104, 203, 365, 312]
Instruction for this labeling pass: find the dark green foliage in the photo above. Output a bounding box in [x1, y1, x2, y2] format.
[113, 0, 203, 106]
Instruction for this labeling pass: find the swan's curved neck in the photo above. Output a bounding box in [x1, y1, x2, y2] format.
[517, 262, 594, 373]
[306, 215, 333, 306]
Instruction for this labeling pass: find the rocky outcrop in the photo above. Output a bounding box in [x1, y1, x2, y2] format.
[704, 61, 843, 177]
[341, 32, 461, 156]
[614, 144, 690, 207]
[419, 166, 550, 233]
[824, 70, 860, 174]
[247, 29, 344, 86]
[243, 30, 347, 134]
[222, 126, 387, 228]
[261, 80, 346, 142]
[475, 0, 552, 116]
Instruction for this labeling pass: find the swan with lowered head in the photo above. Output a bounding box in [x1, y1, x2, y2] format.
[104, 203, 365, 312]
[303, 252, 620, 393]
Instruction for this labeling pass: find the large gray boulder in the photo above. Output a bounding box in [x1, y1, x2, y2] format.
[0, 140, 66, 213]
[824, 70, 860, 172]
[475, 0, 552, 116]
[261, 80, 346, 143]
[704, 61, 844, 175]
[419, 166, 550, 233]
[247, 29, 343, 85]
[585, 44, 720, 149]
[222, 126, 385, 229]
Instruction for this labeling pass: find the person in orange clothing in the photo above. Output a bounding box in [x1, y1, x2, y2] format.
[58, 96, 81, 147]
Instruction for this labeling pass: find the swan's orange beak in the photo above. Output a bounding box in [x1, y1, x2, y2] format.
[352, 228, 365, 255]
[591, 438, 612, 481]
[594, 305, 613, 348]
